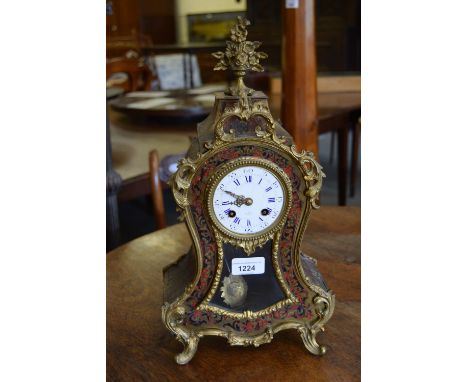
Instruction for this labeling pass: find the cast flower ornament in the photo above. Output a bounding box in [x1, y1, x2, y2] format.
[213, 17, 267, 73]
[212, 17, 268, 101]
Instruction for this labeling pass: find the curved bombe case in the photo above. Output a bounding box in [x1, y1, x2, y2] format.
[162, 90, 335, 364]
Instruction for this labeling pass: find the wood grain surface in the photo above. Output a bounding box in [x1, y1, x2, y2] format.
[107, 206, 361, 381]
[282, 0, 319, 155]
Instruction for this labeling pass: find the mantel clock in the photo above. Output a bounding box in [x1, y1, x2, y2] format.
[162, 17, 335, 364]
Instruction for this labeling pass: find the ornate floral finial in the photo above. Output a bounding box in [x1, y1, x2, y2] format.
[212, 16, 268, 103]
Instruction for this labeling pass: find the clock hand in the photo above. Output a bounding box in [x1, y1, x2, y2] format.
[233, 197, 246, 207]
[231, 196, 253, 207]
[224, 190, 245, 207]
[223, 190, 253, 207]
[224, 190, 244, 199]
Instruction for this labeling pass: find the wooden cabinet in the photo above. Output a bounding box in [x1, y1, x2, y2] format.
[106, 0, 176, 58]
[106, 0, 140, 39]
[246, 0, 360, 72]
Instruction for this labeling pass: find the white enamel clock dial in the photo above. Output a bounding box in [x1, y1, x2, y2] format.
[212, 166, 285, 235]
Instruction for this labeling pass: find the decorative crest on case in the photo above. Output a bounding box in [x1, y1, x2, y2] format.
[212, 16, 268, 105]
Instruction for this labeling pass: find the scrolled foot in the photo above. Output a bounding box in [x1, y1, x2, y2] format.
[162, 303, 200, 365]
[175, 334, 200, 365]
[298, 326, 327, 356]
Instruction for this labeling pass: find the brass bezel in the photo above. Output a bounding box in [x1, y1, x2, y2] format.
[205, 157, 292, 250]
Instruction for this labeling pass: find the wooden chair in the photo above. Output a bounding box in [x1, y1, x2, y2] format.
[149, 150, 167, 229]
[317, 75, 360, 162]
[318, 75, 361, 197]
[106, 110, 122, 251]
[115, 149, 167, 230]
[106, 56, 153, 92]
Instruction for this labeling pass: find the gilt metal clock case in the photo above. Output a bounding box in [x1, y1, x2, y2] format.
[162, 17, 335, 365]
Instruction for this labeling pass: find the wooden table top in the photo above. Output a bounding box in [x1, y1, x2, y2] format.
[107, 206, 361, 381]
[109, 84, 227, 122]
[109, 91, 360, 182]
[110, 90, 361, 120]
[106, 87, 124, 100]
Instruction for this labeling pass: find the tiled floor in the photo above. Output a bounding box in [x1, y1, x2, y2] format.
[117, 131, 361, 245]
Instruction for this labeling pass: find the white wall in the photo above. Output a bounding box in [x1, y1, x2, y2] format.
[175, 0, 247, 43]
